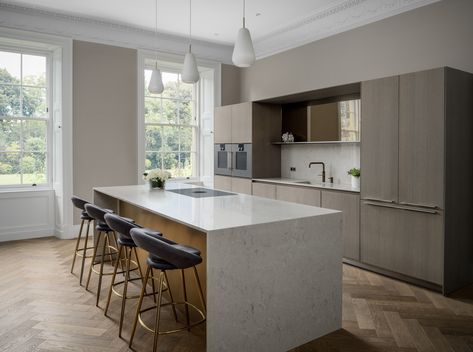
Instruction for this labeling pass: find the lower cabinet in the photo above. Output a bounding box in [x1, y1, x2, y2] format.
[321, 191, 360, 261]
[214, 175, 252, 195]
[252, 182, 276, 199]
[360, 202, 443, 285]
[276, 185, 321, 206]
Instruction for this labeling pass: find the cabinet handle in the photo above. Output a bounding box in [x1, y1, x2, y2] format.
[399, 201, 439, 210]
[362, 197, 395, 204]
[365, 201, 439, 214]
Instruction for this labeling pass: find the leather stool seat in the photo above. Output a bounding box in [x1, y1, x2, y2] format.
[81, 210, 94, 221]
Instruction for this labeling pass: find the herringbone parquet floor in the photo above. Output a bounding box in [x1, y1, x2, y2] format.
[0, 237, 472, 352]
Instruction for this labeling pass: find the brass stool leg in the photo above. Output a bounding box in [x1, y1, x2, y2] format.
[119, 246, 132, 338]
[181, 269, 191, 331]
[164, 271, 178, 322]
[86, 231, 102, 291]
[70, 219, 85, 274]
[153, 271, 165, 352]
[104, 244, 123, 317]
[129, 265, 151, 349]
[79, 219, 92, 286]
[193, 266, 206, 313]
[96, 231, 109, 307]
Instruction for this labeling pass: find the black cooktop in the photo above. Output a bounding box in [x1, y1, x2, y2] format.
[167, 187, 235, 198]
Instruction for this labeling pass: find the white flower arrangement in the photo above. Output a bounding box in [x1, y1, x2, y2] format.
[143, 169, 172, 182]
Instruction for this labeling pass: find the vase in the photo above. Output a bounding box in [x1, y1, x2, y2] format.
[149, 179, 165, 190]
[351, 176, 360, 189]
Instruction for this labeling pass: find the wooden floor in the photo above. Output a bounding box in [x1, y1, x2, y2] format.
[0, 237, 472, 352]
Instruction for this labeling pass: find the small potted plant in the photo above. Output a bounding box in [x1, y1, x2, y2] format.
[143, 169, 171, 190]
[347, 167, 360, 188]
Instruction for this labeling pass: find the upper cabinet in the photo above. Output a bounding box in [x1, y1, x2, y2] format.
[361, 76, 399, 203]
[399, 69, 445, 209]
[214, 102, 252, 144]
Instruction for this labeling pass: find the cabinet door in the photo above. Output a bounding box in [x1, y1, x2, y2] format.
[276, 185, 320, 206]
[231, 177, 252, 195]
[214, 106, 232, 143]
[214, 175, 232, 192]
[360, 203, 443, 284]
[399, 69, 445, 209]
[361, 77, 399, 203]
[231, 102, 252, 143]
[321, 191, 360, 261]
[252, 182, 276, 199]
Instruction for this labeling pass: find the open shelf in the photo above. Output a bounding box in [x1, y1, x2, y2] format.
[272, 141, 360, 145]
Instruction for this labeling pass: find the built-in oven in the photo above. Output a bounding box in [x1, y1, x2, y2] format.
[214, 143, 252, 178]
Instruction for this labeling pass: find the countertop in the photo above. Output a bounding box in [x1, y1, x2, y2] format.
[94, 183, 339, 233]
[253, 178, 360, 193]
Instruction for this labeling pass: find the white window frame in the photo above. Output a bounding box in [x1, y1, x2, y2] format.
[0, 44, 53, 190]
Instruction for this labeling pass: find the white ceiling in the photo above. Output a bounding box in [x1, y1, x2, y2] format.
[0, 0, 440, 60]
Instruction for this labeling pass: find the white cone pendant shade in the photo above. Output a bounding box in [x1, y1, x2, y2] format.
[148, 66, 164, 94]
[232, 27, 255, 67]
[182, 50, 200, 83]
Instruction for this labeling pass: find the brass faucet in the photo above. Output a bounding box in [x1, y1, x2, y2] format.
[309, 162, 326, 182]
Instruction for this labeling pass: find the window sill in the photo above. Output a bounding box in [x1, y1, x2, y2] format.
[0, 186, 54, 194]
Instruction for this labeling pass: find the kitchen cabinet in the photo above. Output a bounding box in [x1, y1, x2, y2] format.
[399, 69, 444, 208]
[321, 190, 360, 261]
[214, 175, 252, 195]
[360, 67, 473, 294]
[276, 185, 320, 206]
[361, 203, 443, 284]
[231, 102, 252, 143]
[252, 182, 276, 199]
[214, 105, 232, 144]
[361, 76, 399, 203]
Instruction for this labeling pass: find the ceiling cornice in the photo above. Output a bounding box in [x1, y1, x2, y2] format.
[254, 0, 441, 59]
[0, 3, 234, 64]
[0, 0, 440, 64]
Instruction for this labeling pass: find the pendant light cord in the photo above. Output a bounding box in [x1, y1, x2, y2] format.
[243, 0, 246, 28]
[155, 0, 158, 65]
[189, 0, 192, 51]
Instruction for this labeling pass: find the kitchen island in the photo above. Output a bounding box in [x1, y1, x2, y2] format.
[94, 183, 342, 352]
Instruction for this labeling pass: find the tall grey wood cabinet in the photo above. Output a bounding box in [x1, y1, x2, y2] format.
[360, 67, 473, 294]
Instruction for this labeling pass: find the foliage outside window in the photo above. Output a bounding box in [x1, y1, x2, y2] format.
[0, 50, 49, 186]
[144, 69, 197, 178]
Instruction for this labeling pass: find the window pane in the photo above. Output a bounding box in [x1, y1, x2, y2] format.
[179, 81, 194, 100]
[23, 120, 47, 151]
[0, 85, 21, 116]
[162, 152, 178, 175]
[144, 97, 164, 123]
[161, 72, 179, 99]
[21, 152, 46, 184]
[22, 54, 46, 87]
[145, 152, 162, 170]
[0, 152, 20, 185]
[22, 87, 47, 117]
[145, 125, 162, 152]
[162, 98, 178, 124]
[0, 120, 21, 151]
[179, 152, 193, 177]
[179, 127, 194, 152]
[179, 100, 195, 125]
[0, 51, 21, 83]
[162, 125, 179, 152]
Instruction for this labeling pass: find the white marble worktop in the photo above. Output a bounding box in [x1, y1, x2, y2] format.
[253, 177, 360, 193]
[94, 183, 339, 233]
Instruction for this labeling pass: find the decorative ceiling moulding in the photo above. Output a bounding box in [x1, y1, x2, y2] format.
[0, 3, 233, 64]
[253, 0, 440, 59]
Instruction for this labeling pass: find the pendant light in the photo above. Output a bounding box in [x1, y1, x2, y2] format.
[182, 0, 200, 83]
[232, 0, 255, 67]
[148, 0, 164, 94]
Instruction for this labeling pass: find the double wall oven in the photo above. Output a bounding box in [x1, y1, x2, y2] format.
[214, 143, 252, 178]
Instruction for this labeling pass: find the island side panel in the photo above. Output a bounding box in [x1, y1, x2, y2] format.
[118, 200, 208, 319]
[206, 213, 342, 352]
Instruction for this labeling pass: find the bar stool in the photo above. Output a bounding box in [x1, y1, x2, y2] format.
[70, 196, 94, 286]
[129, 228, 206, 352]
[103, 213, 149, 338]
[84, 203, 120, 307]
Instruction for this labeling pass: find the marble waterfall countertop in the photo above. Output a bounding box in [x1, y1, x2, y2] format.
[253, 177, 360, 193]
[94, 183, 339, 233]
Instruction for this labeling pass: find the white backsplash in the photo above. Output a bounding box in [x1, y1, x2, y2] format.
[281, 144, 360, 185]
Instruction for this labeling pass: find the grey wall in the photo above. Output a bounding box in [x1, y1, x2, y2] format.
[221, 63, 241, 106]
[73, 40, 138, 223]
[240, 0, 473, 102]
